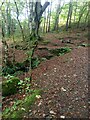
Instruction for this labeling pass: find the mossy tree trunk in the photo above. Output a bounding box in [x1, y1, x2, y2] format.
[27, 1, 50, 80]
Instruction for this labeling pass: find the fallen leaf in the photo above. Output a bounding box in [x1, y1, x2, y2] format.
[21, 108, 25, 111]
[50, 110, 56, 115]
[60, 115, 65, 118]
[61, 87, 66, 92]
[36, 95, 41, 99]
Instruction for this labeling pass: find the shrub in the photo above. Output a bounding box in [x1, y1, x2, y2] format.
[49, 47, 72, 56]
[2, 77, 20, 96]
[3, 89, 42, 119]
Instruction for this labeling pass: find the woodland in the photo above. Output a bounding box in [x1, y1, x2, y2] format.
[0, 0, 90, 119]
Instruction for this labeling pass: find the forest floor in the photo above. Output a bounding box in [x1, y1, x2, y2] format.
[2, 28, 89, 118]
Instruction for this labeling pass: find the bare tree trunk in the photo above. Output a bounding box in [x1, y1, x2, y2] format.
[34, 2, 50, 37]
[27, 1, 50, 80]
[53, 1, 61, 31]
[6, 1, 12, 37]
[43, 10, 46, 33]
[66, 0, 73, 31]
[48, 2, 52, 32]
[1, 3, 9, 66]
[74, 0, 78, 23]
[77, 2, 87, 28]
[1, 2, 7, 36]
[12, 19, 15, 64]
[69, 1, 73, 27]
[2, 21, 9, 66]
[85, 11, 89, 25]
[46, 8, 49, 33]
[53, 0, 64, 31]
[14, 1, 25, 41]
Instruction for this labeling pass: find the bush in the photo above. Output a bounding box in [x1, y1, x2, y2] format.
[49, 47, 72, 56]
[2, 77, 20, 96]
[3, 89, 42, 119]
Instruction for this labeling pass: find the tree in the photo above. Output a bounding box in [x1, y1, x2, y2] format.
[77, 2, 88, 28]
[66, 0, 73, 31]
[53, 0, 61, 31]
[14, 0, 25, 41]
[73, 0, 78, 23]
[25, 1, 50, 80]
[30, 1, 50, 39]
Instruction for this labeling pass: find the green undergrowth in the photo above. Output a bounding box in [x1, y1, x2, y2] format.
[2, 46, 72, 77]
[49, 47, 72, 56]
[41, 40, 50, 45]
[2, 57, 40, 76]
[2, 76, 20, 96]
[3, 89, 42, 119]
[2, 75, 32, 97]
[79, 43, 90, 47]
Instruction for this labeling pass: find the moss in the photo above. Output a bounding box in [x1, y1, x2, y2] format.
[41, 40, 50, 45]
[2, 77, 20, 96]
[49, 47, 72, 56]
[79, 43, 90, 47]
[3, 89, 42, 119]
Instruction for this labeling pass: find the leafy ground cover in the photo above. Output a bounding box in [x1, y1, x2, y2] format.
[2, 28, 89, 119]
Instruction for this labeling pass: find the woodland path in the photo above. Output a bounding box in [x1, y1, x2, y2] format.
[29, 29, 89, 118]
[2, 28, 89, 118]
[31, 47, 89, 118]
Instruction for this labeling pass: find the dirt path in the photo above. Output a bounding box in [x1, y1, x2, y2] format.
[30, 47, 89, 118]
[2, 28, 89, 118]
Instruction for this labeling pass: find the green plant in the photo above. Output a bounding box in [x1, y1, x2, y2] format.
[79, 43, 90, 47]
[42, 40, 50, 45]
[18, 77, 31, 94]
[31, 57, 40, 69]
[3, 89, 42, 119]
[49, 47, 72, 56]
[2, 76, 20, 96]
[2, 66, 16, 75]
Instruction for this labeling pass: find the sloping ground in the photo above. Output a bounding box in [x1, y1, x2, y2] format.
[30, 47, 89, 118]
[2, 28, 89, 119]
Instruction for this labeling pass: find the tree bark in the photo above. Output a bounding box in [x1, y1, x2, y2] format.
[77, 2, 87, 28]
[14, 1, 25, 41]
[66, 0, 73, 31]
[53, 1, 61, 31]
[30, 1, 50, 38]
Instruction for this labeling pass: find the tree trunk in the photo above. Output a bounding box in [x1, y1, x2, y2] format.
[14, 1, 25, 41]
[69, 1, 73, 28]
[48, 2, 52, 32]
[66, 0, 73, 31]
[77, 2, 87, 28]
[53, 0, 61, 31]
[27, 1, 50, 81]
[74, 1, 78, 23]
[6, 1, 12, 37]
[43, 10, 46, 33]
[30, 1, 50, 38]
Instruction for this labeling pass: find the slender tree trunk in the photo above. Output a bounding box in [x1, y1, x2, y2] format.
[12, 19, 15, 64]
[66, 0, 73, 31]
[46, 8, 49, 33]
[2, 21, 9, 66]
[74, 0, 78, 23]
[53, 0, 61, 31]
[48, 2, 52, 32]
[6, 1, 12, 37]
[77, 2, 87, 28]
[43, 11, 46, 33]
[27, 1, 50, 80]
[69, 1, 73, 27]
[14, 1, 25, 41]
[1, 2, 7, 36]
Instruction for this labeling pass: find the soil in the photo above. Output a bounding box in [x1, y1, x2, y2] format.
[2, 28, 89, 118]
